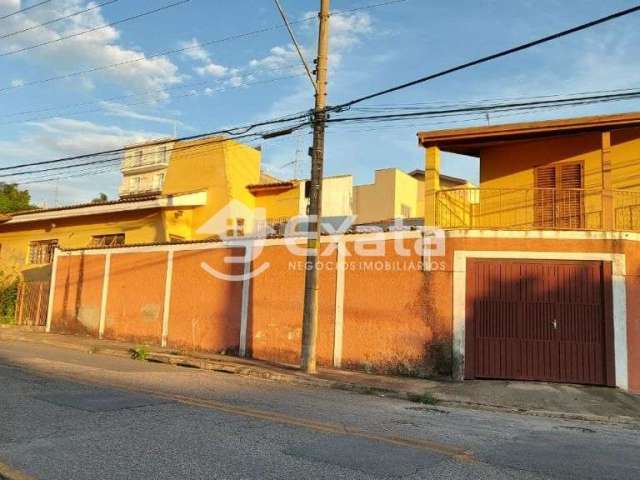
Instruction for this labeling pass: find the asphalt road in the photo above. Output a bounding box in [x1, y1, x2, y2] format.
[0, 340, 639, 479]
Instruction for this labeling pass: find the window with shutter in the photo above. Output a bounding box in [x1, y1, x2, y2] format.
[557, 163, 584, 229]
[534, 166, 556, 228]
[534, 162, 584, 229]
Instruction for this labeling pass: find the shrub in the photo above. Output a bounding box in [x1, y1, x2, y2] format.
[130, 345, 151, 361]
[0, 269, 18, 324]
[407, 391, 439, 405]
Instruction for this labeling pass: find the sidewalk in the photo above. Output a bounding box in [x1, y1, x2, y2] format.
[2, 325, 639, 425]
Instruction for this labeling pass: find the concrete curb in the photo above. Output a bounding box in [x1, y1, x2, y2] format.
[115, 350, 640, 426]
[3, 331, 640, 426]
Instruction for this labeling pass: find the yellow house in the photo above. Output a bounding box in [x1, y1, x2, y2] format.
[0, 137, 261, 281]
[247, 174, 353, 233]
[352, 168, 471, 225]
[418, 111, 640, 231]
[0, 135, 358, 281]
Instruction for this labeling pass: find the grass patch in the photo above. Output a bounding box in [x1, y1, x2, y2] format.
[407, 391, 439, 405]
[129, 345, 151, 361]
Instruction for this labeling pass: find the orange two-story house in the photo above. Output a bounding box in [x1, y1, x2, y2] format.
[418, 112, 640, 392]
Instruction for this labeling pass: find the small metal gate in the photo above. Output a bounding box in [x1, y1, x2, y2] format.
[465, 259, 615, 386]
[15, 281, 50, 327]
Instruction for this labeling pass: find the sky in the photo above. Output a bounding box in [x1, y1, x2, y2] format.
[1, 0, 640, 206]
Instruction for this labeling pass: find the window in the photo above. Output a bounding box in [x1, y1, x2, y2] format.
[134, 150, 143, 166]
[29, 239, 58, 264]
[90, 234, 125, 248]
[161, 144, 170, 162]
[225, 218, 245, 237]
[153, 173, 165, 190]
[130, 176, 141, 192]
[400, 204, 412, 218]
[534, 162, 584, 229]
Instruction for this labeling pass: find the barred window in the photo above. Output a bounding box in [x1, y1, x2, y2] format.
[90, 234, 125, 247]
[29, 239, 58, 264]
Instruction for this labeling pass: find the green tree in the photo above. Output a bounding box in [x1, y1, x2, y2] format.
[0, 182, 33, 214]
[91, 193, 108, 203]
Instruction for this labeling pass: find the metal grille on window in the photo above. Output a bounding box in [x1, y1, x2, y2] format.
[90, 234, 125, 247]
[29, 240, 58, 264]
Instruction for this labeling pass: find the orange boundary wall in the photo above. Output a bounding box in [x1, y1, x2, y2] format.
[45, 231, 640, 392]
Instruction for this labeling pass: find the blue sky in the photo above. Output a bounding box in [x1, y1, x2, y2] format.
[1, 0, 640, 206]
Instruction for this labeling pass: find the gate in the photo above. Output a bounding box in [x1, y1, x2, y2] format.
[15, 281, 50, 327]
[465, 259, 615, 386]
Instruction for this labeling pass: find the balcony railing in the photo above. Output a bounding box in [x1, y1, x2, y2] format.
[121, 157, 169, 172]
[435, 188, 640, 231]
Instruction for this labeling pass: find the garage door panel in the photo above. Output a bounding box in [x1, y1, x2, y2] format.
[466, 259, 613, 386]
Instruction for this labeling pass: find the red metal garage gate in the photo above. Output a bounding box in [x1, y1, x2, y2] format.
[465, 259, 615, 386]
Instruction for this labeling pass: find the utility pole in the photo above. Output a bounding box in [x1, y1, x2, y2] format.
[301, 0, 330, 374]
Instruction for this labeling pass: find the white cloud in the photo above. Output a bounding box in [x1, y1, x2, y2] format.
[227, 75, 244, 87]
[196, 62, 228, 77]
[99, 101, 184, 126]
[178, 36, 230, 78]
[0, 117, 167, 204]
[249, 10, 373, 75]
[20, 117, 166, 155]
[179, 37, 210, 62]
[10, 79, 24, 87]
[250, 44, 303, 71]
[0, 1, 20, 14]
[330, 11, 372, 50]
[2, 0, 183, 94]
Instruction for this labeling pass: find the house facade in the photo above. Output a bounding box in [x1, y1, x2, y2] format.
[119, 138, 175, 197]
[248, 175, 353, 233]
[21, 112, 640, 392]
[418, 112, 640, 392]
[0, 137, 261, 280]
[353, 167, 472, 225]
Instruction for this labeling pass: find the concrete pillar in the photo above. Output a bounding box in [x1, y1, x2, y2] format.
[424, 146, 441, 226]
[601, 131, 613, 230]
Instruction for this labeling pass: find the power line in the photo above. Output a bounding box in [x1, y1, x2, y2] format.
[326, 89, 640, 125]
[0, 0, 190, 58]
[0, 71, 306, 126]
[348, 85, 640, 111]
[10, 131, 301, 184]
[272, 0, 316, 90]
[0, 20, 306, 95]
[330, 3, 640, 111]
[0, 0, 52, 21]
[0, 62, 305, 120]
[1, 119, 310, 179]
[0, 0, 119, 41]
[0, 110, 312, 173]
[5, 87, 639, 179]
[0, 0, 407, 94]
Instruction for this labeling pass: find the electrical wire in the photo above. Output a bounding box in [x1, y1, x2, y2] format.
[326, 90, 640, 125]
[11, 130, 302, 184]
[0, 0, 190, 58]
[0, 0, 408, 94]
[0, 111, 313, 174]
[272, 0, 316, 90]
[0, 0, 52, 21]
[0, 0, 119, 41]
[329, 3, 640, 111]
[0, 72, 306, 126]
